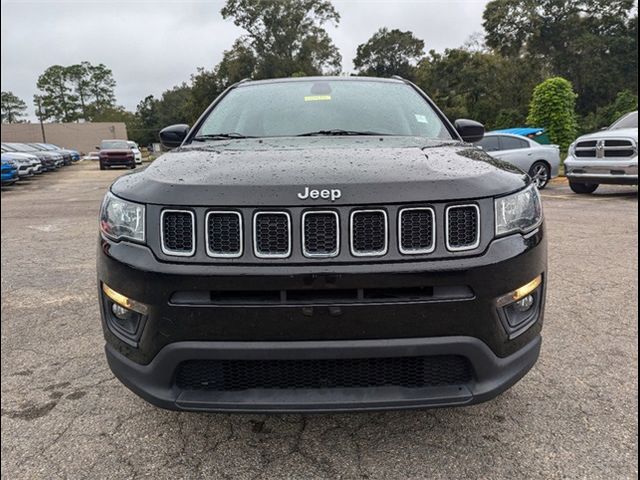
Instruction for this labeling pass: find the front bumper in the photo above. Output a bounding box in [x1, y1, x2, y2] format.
[565, 155, 638, 185]
[106, 334, 541, 412]
[98, 228, 546, 412]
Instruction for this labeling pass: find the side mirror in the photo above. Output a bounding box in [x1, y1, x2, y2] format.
[95, 146, 100, 150]
[454, 119, 485, 143]
[159, 124, 190, 148]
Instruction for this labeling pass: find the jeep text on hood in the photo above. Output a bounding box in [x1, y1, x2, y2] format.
[98, 76, 546, 413]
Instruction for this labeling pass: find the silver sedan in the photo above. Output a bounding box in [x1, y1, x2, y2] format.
[475, 132, 561, 189]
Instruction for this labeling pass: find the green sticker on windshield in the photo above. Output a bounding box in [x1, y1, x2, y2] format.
[305, 95, 332, 102]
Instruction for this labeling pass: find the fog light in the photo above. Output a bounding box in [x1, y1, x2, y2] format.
[111, 303, 131, 319]
[102, 283, 148, 314]
[496, 275, 542, 307]
[513, 294, 534, 312]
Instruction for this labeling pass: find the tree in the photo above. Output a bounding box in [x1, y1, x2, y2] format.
[36, 65, 79, 122]
[1, 91, 28, 123]
[415, 47, 547, 129]
[216, 38, 258, 86]
[34, 62, 117, 122]
[353, 28, 425, 79]
[220, 0, 342, 79]
[527, 77, 578, 151]
[186, 68, 223, 123]
[483, 0, 638, 114]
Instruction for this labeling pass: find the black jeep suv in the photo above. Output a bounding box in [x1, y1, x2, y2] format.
[97, 77, 546, 413]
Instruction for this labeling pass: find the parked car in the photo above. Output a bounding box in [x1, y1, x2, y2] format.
[98, 76, 546, 413]
[128, 141, 143, 164]
[492, 127, 553, 145]
[2, 143, 62, 171]
[1, 155, 19, 185]
[565, 111, 638, 193]
[29, 143, 73, 166]
[84, 151, 100, 161]
[475, 132, 560, 189]
[32, 143, 81, 162]
[0, 146, 43, 175]
[98, 139, 136, 170]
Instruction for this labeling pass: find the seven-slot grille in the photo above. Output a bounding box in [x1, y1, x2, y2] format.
[160, 204, 483, 258]
[399, 208, 435, 254]
[206, 211, 242, 257]
[253, 212, 291, 258]
[175, 355, 473, 391]
[302, 211, 339, 257]
[350, 210, 388, 256]
[161, 210, 195, 256]
[446, 205, 480, 251]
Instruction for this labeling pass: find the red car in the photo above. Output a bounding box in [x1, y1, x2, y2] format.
[99, 140, 136, 170]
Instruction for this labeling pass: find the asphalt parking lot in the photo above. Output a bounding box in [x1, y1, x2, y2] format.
[1, 161, 637, 479]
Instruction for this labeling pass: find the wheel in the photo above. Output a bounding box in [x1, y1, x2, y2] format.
[99, 162, 106, 171]
[529, 161, 550, 189]
[130, 164, 136, 169]
[569, 181, 599, 194]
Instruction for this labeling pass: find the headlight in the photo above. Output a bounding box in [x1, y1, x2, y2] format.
[495, 184, 543, 236]
[100, 192, 145, 242]
[568, 142, 576, 156]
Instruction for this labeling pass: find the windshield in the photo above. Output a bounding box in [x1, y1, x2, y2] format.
[6, 143, 37, 152]
[101, 140, 130, 149]
[195, 80, 453, 140]
[610, 112, 638, 130]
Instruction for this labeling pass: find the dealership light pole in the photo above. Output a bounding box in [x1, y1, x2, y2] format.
[36, 97, 47, 143]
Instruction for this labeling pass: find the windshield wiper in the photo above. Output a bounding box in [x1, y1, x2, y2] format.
[297, 129, 389, 137]
[192, 133, 256, 141]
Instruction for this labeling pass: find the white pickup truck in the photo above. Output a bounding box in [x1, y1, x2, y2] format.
[565, 111, 638, 193]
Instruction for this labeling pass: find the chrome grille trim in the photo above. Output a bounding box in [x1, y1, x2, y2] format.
[398, 207, 436, 255]
[349, 209, 388, 257]
[253, 211, 292, 259]
[301, 210, 340, 258]
[205, 211, 243, 258]
[160, 209, 196, 257]
[445, 204, 480, 252]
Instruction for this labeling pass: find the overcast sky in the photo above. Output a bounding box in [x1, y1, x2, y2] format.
[1, 0, 488, 120]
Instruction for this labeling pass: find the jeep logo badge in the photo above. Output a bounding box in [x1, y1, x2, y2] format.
[297, 187, 342, 202]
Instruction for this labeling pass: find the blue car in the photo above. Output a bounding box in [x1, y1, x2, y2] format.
[1, 155, 19, 185]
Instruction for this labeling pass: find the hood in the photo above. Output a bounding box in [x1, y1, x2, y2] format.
[111, 137, 528, 206]
[577, 127, 638, 141]
[2, 152, 39, 162]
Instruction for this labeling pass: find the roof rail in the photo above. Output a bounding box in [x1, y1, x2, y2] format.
[391, 75, 407, 82]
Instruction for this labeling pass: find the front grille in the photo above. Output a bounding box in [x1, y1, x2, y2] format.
[253, 212, 291, 258]
[175, 355, 473, 391]
[575, 139, 636, 158]
[161, 210, 195, 256]
[302, 211, 339, 257]
[350, 210, 388, 256]
[206, 211, 242, 257]
[446, 205, 479, 251]
[399, 208, 435, 254]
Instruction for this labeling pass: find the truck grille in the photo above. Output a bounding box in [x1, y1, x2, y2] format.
[350, 210, 388, 256]
[302, 211, 339, 257]
[161, 210, 195, 256]
[206, 212, 242, 257]
[575, 139, 636, 158]
[446, 205, 480, 251]
[175, 355, 473, 391]
[399, 207, 435, 254]
[253, 212, 291, 258]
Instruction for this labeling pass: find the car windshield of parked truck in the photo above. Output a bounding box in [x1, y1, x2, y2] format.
[610, 112, 637, 130]
[195, 80, 453, 140]
[101, 140, 130, 150]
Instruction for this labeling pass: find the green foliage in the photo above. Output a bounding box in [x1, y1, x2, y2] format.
[1, 91, 28, 123]
[353, 28, 424, 79]
[415, 47, 546, 130]
[483, 0, 638, 114]
[527, 77, 578, 151]
[35, 62, 117, 122]
[220, 0, 342, 78]
[580, 90, 639, 134]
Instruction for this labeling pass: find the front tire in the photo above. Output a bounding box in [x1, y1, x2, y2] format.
[99, 162, 106, 171]
[529, 161, 550, 189]
[569, 181, 599, 194]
